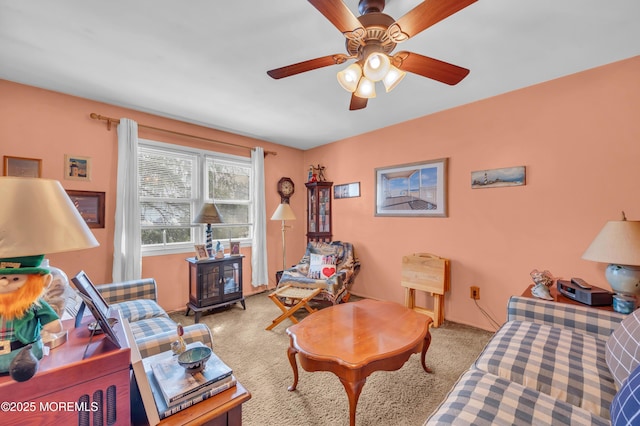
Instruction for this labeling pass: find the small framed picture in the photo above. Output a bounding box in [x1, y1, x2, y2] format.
[194, 244, 208, 260]
[471, 166, 526, 189]
[66, 190, 105, 228]
[64, 154, 91, 181]
[230, 241, 241, 256]
[334, 182, 361, 199]
[3, 156, 42, 178]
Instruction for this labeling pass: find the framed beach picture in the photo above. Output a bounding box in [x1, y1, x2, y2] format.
[471, 166, 526, 189]
[66, 190, 105, 228]
[3, 155, 42, 178]
[64, 154, 91, 181]
[374, 158, 448, 217]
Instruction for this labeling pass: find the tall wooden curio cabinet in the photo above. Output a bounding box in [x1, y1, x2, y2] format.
[306, 181, 333, 242]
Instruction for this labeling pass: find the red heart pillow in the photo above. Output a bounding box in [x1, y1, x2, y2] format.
[322, 267, 336, 277]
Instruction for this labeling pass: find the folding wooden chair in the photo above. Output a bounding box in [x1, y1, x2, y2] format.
[401, 253, 450, 328]
[265, 285, 322, 330]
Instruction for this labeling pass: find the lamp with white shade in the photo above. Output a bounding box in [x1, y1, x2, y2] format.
[582, 212, 640, 312]
[0, 177, 99, 258]
[194, 203, 223, 257]
[0, 177, 99, 379]
[271, 203, 296, 272]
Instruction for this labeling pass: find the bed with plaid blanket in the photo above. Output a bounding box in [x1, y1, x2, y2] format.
[426, 296, 640, 425]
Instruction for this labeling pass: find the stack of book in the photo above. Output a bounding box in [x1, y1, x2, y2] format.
[142, 342, 236, 420]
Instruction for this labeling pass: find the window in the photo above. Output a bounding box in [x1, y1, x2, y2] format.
[205, 157, 252, 241]
[138, 140, 252, 255]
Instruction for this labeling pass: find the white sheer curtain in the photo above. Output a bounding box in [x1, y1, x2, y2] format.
[113, 118, 142, 282]
[251, 147, 268, 287]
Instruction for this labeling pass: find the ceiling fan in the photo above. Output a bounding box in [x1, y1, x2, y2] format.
[267, 0, 477, 110]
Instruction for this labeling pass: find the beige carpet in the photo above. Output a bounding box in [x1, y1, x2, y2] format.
[169, 292, 494, 426]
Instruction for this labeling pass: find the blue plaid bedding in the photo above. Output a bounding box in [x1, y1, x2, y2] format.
[507, 296, 625, 340]
[425, 370, 610, 426]
[98, 278, 157, 303]
[112, 299, 168, 322]
[425, 296, 638, 425]
[475, 320, 616, 418]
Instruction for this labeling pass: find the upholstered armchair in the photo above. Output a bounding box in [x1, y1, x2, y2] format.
[276, 241, 360, 304]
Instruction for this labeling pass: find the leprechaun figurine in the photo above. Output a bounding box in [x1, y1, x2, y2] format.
[0, 255, 63, 381]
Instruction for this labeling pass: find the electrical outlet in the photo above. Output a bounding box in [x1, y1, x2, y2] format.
[470, 286, 480, 300]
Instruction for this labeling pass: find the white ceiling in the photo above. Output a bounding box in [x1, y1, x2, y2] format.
[1, 1, 638, 150]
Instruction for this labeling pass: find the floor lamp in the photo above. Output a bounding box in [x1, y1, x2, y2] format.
[271, 203, 296, 271]
[194, 203, 223, 257]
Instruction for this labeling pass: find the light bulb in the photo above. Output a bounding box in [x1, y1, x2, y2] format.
[337, 63, 362, 93]
[363, 53, 391, 82]
[354, 77, 376, 99]
[382, 65, 406, 92]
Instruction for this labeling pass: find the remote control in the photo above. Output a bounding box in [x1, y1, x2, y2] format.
[571, 277, 591, 289]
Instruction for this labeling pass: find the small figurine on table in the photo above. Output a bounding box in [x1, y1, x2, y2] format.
[215, 241, 225, 259]
[171, 323, 186, 355]
[530, 269, 555, 301]
[0, 255, 63, 381]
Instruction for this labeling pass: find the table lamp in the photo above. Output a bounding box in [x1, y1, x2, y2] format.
[194, 203, 223, 257]
[0, 177, 99, 380]
[271, 203, 296, 271]
[582, 212, 640, 312]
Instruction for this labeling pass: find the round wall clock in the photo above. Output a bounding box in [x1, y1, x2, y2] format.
[277, 177, 295, 203]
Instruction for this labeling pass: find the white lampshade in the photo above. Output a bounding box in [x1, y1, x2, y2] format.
[271, 203, 296, 221]
[0, 177, 99, 258]
[582, 218, 640, 265]
[337, 63, 362, 93]
[355, 77, 376, 99]
[383, 65, 406, 92]
[363, 52, 391, 82]
[582, 215, 640, 296]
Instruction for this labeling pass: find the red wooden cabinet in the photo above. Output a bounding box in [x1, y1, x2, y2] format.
[0, 315, 131, 425]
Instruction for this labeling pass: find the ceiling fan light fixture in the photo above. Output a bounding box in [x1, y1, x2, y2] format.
[355, 76, 376, 99]
[337, 63, 362, 93]
[363, 52, 391, 82]
[382, 65, 406, 92]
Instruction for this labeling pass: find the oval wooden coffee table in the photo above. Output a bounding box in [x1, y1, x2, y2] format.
[286, 299, 433, 426]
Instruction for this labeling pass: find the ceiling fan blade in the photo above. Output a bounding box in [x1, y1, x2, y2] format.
[267, 54, 350, 79]
[394, 51, 469, 85]
[388, 0, 477, 42]
[308, 0, 365, 39]
[349, 94, 368, 111]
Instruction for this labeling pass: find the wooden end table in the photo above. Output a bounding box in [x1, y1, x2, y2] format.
[157, 382, 250, 426]
[521, 284, 614, 311]
[286, 299, 433, 426]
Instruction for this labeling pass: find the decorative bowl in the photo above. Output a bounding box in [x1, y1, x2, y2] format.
[177, 346, 212, 373]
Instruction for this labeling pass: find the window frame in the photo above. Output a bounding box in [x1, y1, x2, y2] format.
[138, 139, 253, 257]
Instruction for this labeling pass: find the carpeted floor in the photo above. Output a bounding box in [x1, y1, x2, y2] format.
[169, 292, 494, 426]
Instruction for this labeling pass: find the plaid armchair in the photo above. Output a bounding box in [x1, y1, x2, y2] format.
[276, 241, 360, 304]
[98, 278, 213, 358]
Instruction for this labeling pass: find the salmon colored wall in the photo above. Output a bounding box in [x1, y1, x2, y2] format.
[0, 80, 307, 311]
[2, 56, 638, 328]
[304, 56, 640, 330]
